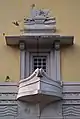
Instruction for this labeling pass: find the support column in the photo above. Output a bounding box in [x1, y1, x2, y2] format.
[50, 50, 54, 79]
[54, 41, 61, 81]
[25, 51, 29, 77]
[19, 42, 26, 79]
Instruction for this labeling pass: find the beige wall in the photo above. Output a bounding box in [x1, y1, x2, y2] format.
[0, 0, 80, 82]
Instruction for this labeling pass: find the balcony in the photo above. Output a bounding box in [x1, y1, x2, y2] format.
[17, 68, 62, 104]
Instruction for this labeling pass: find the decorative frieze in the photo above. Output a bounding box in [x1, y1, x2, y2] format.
[0, 105, 18, 117]
[63, 92, 80, 100]
[63, 99, 80, 105]
[62, 104, 80, 117]
[0, 93, 17, 100]
[0, 100, 17, 105]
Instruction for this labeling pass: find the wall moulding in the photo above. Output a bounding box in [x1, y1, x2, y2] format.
[62, 104, 80, 117]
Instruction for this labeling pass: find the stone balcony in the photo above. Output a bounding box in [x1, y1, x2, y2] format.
[17, 68, 62, 104]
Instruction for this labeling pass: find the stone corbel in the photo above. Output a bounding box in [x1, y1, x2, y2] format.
[19, 41, 26, 51]
[54, 40, 60, 51]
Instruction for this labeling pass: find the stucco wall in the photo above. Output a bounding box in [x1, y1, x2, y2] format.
[0, 0, 80, 82]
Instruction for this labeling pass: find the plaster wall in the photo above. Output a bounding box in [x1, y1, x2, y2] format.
[0, 0, 80, 81]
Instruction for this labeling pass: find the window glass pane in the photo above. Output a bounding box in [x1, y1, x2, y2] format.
[33, 56, 47, 72]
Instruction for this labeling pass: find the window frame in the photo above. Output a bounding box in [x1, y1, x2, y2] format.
[20, 48, 61, 81]
[29, 52, 50, 75]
